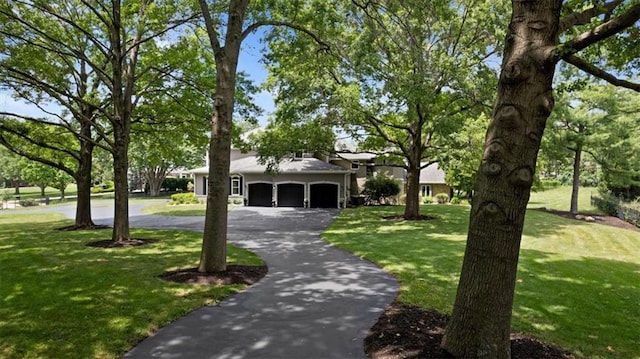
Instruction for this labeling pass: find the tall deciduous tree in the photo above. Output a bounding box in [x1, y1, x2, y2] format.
[442, 1, 640, 357]
[1, 0, 196, 238]
[196, 0, 327, 272]
[263, 0, 504, 219]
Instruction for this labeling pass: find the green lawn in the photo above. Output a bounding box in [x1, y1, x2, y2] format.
[323, 201, 640, 358]
[528, 185, 602, 213]
[2, 185, 78, 200]
[142, 202, 207, 216]
[0, 212, 263, 359]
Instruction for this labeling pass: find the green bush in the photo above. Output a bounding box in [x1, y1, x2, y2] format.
[170, 192, 200, 205]
[450, 197, 462, 205]
[362, 176, 400, 205]
[422, 196, 433, 204]
[162, 178, 191, 192]
[19, 199, 38, 207]
[435, 193, 449, 204]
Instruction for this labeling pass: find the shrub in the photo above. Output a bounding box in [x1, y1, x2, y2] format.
[435, 193, 449, 204]
[362, 176, 400, 205]
[162, 178, 191, 192]
[232, 198, 243, 205]
[187, 181, 194, 192]
[422, 196, 433, 204]
[19, 199, 38, 207]
[170, 192, 200, 205]
[450, 197, 462, 205]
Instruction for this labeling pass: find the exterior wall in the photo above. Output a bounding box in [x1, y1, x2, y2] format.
[420, 183, 453, 200]
[193, 173, 206, 196]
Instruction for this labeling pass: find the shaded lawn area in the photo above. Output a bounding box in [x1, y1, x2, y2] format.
[323, 205, 640, 359]
[0, 212, 264, 359]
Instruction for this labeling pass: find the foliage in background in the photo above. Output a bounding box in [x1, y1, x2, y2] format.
[362, 176, 400, 204]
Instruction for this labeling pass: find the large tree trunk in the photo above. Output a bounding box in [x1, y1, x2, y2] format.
[404, 164, 421, 219]
[73, 115, 96, 228]
[569, 145, 582, 214]
[111, 131, 131, 242]
[197, 0, 246, 273]
[144, 167, 168, 197]
[199, 74, 234, 273]
[441, 2, 561, 357]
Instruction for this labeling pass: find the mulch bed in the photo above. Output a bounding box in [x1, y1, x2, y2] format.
[85, 238, 159, 248]
[365, 301, 575, 359]
[159, 265, 268, 285]
[58, 224, 111, 231]
[535, 208, 640, 232]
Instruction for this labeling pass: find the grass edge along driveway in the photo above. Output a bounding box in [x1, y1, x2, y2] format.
[322, 205, 640, 359]
[0, 212, 264, 359]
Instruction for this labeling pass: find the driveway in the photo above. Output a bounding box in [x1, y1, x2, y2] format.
[45, 201, 399, 358]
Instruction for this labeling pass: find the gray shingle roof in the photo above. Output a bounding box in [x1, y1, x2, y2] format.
[420, 163, 446, 184]
[190, 156, 349, 174]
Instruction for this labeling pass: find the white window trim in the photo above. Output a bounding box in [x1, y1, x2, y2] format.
[231, 176, 241, 196]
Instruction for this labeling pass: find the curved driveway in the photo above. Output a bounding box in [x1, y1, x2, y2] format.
[50, 201, 399, 358]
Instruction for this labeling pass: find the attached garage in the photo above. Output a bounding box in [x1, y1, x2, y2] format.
[309, 183, 339, 208]
[248, 182, 273, 207]
[277, 183, 305, 207]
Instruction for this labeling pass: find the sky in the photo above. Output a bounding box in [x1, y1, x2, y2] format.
[0, 32, 276, 126]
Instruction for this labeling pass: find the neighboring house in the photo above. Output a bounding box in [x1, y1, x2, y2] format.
[419, 163, 453, 199]
[190, 145, 452, 208]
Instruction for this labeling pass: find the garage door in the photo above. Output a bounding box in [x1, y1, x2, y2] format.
[310, 183, 338, 208]
[248, 183, 272, 207]
[277, 183, 304, 207]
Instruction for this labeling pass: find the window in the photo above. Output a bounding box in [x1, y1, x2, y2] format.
[231, 176, 241, 196]
[421, 185, 431, 197]
[366, 165, 374, 177]
[351, 160, 359, 170]
[293, 151, 304, 159]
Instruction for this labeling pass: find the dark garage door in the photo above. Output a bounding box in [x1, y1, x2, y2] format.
[248, 183, 272, 207]
[277, 183, 304, 207]
[310, 183, 338, 208]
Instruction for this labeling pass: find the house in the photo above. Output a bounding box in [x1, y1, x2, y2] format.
[190, 149, 351, 208]
[190, 146, 453, 208]
[419, 163, 453, 199]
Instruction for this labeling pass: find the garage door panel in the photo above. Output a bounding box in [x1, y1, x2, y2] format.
[277, 183, 304, 207]
[310, 183, 338, 208]
[248, 183, 272, 207]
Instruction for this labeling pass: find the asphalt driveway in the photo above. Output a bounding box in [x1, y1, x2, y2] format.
[44, 201, 399, 358]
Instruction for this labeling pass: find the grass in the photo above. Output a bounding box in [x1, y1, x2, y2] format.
[528, 185, 602, 213]
[0, 212, 264, 359]
[323, 193, 640, 358]
[142, 202, 207, 216]
[2, 185, 78, 200]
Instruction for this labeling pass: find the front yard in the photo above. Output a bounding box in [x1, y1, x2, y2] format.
[323, 203, 640, 358]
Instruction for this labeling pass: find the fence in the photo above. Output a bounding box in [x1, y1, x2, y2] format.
[591, 195, 640, 228]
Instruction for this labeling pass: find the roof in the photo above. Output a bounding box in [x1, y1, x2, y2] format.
[420, 163, 446, 184]
[334, 152, 377, 161]
[190, 155, 350, 175]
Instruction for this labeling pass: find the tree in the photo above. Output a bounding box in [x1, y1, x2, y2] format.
[1, 0, 196, 239]
[262, 0, 504, 219]
[440, 113, 490, 198]
[196, 0, 328, 272]
[0, 147, 22, 194]
[442, 2, 640, 357]
[19, 158, 57, 196]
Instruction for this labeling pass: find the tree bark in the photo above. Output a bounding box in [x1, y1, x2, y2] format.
[111, 128, 131, 241]
[197, 0, 247, 273]
[442, 1, 562, 357]
[75, 122, 95, 227]
[404, 164, 421, 218]
[199, 69, 234, 272]
[570, 144, 582, 214]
